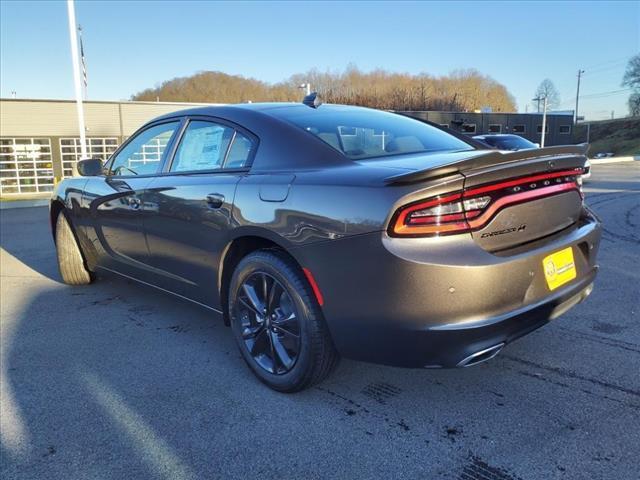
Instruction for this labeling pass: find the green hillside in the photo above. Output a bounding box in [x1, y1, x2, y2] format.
[574, 117, 640, 157]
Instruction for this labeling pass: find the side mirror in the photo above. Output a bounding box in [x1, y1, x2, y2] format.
[77, 158, 103, 176]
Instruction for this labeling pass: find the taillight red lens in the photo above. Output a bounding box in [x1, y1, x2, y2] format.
[389, 168, 584, 237]
[393, 193, 469, 236]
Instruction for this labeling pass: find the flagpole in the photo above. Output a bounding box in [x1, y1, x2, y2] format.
[67, 0, 87, 175]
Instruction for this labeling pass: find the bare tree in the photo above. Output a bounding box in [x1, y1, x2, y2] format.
[132, 66, 517, 113]
[622, 54, 640, 116]
[533, 79, 561, 111]
[628, 92, 640, 117]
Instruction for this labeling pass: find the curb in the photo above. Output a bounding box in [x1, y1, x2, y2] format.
[0, 199, 50, 210]
[589, 156, 638, 165]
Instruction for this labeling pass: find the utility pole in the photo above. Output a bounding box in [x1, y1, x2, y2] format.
[575, 69, 585, 125]
[67, 0, 87, 175]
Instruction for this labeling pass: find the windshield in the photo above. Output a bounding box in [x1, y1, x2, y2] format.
[271, 107, 474, 160]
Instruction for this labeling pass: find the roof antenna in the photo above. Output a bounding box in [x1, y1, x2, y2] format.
[302, 92, 322, 109]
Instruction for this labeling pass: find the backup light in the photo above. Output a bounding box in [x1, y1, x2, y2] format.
[462, 196, 491, 211]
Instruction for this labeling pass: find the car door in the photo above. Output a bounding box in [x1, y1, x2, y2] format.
[84, 120, 182, 277]
[141, 117, 257, 306]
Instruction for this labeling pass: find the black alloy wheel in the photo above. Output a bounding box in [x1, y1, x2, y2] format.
[235, 271, 301, 374]
[228, 250, 339, 392]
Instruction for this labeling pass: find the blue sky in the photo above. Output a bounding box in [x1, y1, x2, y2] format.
[1, 0, 638, 119]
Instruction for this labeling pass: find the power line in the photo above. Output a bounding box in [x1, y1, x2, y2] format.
[557, 87, 633, 108]
[579, 88, 632, 99]
[581, 54, 636, 71]
[582, 61, 630, 77]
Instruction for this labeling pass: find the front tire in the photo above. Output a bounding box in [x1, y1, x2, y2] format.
[55, 211, 93, 285]
[228, 250, 339, 392]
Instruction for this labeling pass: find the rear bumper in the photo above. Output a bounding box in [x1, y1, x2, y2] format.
[408, 274, 595, 368]
[294, 207, 602, 368]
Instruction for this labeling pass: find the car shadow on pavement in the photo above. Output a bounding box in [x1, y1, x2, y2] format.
[0, 278, 244, 479]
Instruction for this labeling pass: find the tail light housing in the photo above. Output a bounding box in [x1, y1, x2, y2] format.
[389, 168, 584, 237]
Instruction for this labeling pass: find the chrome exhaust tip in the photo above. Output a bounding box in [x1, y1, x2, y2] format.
[457, 343, 505, 368]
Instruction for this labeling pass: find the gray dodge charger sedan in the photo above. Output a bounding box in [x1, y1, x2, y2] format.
[51, 99, 601, 391]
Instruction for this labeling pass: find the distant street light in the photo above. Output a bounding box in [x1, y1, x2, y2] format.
[298, 83, 311, 96]
[532, 95, 548, 147]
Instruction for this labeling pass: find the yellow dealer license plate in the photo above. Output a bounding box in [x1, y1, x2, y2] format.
[543, 247, 577, 291]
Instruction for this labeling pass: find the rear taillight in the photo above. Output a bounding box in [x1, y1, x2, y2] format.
[389, 168, 584, 237]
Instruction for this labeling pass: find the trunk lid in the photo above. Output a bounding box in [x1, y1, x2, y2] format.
[384, 145, 588, 251]
[461, 148, 586, 251]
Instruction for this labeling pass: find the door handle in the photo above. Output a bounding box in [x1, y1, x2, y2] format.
[128, 197, 142, 210]
[206, 193, 225, 209]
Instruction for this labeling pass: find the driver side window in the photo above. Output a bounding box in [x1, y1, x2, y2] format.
[110, 121, 180, 176]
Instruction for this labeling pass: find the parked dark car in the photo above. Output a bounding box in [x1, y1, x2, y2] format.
[51, 102, 601, 392]
[473, 133, 539, 151]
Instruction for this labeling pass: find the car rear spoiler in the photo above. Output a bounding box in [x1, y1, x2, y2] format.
[384, 144, 590, 185]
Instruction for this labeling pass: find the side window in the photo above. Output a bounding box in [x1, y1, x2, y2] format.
[171, 121, 234, 172]
[110, 122, 179, 176]
[225, 132, 255, 168]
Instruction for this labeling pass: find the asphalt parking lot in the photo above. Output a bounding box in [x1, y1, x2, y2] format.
[1, 163, 638, 480]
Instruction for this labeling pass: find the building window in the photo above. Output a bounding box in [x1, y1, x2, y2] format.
[513, 125, 526, 133]
[488, 124, 502, 133]
[536, 124, 550, 134]
[559, 125, 571, 134]
[60, 137, 119, 177]
[0, 138, 54, 194]
[461, 123, 476, 134]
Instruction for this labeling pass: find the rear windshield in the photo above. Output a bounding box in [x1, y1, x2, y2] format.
[271, 107, 474, 160]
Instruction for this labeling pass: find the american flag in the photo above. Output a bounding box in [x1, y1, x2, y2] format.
[78, 25, 87, 87]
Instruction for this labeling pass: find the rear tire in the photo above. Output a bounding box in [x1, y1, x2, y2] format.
[55, 211, 93, 285]
[228, 250, 339, 392]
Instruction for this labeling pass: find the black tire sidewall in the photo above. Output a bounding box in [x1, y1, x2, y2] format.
[228, 251, 318, 392]
[55, 210, 93, 284]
